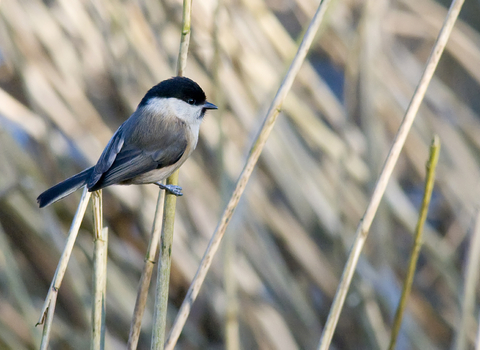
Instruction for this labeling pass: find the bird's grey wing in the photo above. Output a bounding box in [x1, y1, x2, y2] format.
[87, 125, 125, 188]
[88, 117, 189, 190]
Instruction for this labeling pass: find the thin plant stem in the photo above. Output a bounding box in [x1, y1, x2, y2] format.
[151, 174, 179, 350]
[177, 0, 192, 76]
[476, 312, 480, 350]
[224, 230, 240, 350]
[151, 0, 193, 347]
[454, 208, 480, 350]
[317, 0, 465, 347]
[164, 0, 334, 347]
[91, 190, 108, 350]
[388, 136, 440, 350]
[37, 187, 91, 348]
[39, 291, 58, 350]
[127, 192, 164, 350]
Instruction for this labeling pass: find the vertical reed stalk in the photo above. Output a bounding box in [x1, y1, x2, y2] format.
[224, 231, 240, 350]
[151, 0, 193, 348]
[91, 190, 108, 350]
[151, 175, 178, 350]
[476, 313, 480, 350]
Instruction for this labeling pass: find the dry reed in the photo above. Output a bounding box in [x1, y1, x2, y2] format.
[0, 0, 479, 348]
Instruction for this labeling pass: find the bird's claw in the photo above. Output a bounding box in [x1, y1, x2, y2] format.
[165, 185, 183, 196]
[155, 182, 183, 196]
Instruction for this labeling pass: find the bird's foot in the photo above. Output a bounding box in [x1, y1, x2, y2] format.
[155, 182, 183, 196]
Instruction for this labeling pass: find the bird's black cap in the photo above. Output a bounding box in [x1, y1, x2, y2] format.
[139, 77, 207, 107]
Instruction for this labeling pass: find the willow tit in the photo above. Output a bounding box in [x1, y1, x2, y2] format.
[37, 77, 217, 208]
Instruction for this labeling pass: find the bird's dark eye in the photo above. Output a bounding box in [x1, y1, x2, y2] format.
[187, 99, 196, 105]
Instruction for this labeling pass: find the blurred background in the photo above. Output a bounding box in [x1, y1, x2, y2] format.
[1, 0, 480, 348]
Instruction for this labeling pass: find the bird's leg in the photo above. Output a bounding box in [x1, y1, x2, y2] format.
[155, 182, 183, 196]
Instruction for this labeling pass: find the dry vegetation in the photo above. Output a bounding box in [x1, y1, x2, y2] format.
[0, 0, 479, 349]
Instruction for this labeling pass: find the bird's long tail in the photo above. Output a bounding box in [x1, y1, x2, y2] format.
[37, 167, 94, 208]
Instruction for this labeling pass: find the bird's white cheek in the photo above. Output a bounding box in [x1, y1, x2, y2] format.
[174, 103, 203, 124]
[144, 97, 170, 116]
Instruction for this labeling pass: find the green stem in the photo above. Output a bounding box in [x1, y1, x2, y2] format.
[388, 136, 440, 350]
[151, 0, 193, 346]
[151, 172, 179, 349]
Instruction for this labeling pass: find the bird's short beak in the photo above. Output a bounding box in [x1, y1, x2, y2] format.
[203, 101, 218, 110]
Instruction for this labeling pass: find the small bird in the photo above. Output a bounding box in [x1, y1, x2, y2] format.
[37, 77, 217, 208]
